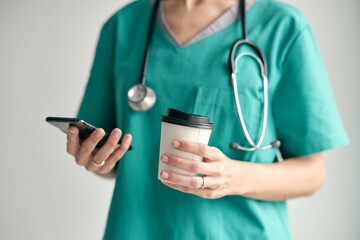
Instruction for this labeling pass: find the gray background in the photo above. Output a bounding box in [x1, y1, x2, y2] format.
[0, 0, 358, 239]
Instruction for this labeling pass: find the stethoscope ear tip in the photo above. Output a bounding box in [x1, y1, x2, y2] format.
[230, 140, 281, 151]
[271, 140, 281, 148]
[230, 142, 240, 150]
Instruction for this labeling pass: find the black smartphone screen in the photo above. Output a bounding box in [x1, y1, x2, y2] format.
[45, 117, 132, 150]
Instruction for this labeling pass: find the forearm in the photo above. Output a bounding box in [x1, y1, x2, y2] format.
[231, 153, 326, 201]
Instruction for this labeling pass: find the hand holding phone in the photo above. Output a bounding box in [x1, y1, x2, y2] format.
[46, 117, 132, 150]
[46, 116, 132, 174]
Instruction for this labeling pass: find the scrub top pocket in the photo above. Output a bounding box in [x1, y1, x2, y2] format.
[193, 86, 263, 161]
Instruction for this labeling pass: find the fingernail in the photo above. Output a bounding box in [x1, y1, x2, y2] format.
[161, 171, 169, 179]
[95, 129, 103, 137]
[172, 140, 180, 148]
[124, 134, 132, 142]
[161, 155, 169, 163]
[68, 127, 76, 134]
[112, 130, 120, 138]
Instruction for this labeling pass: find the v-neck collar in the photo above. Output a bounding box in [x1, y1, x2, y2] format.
[157, 0, 257, 48]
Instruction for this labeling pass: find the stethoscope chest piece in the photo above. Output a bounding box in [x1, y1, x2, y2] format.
[128, 84, 156, 112]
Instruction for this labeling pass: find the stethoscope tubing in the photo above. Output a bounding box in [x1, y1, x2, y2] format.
[230, 39, 268, 76]
[140, 0, 161, 85]
[228, 0, 280, 152]
[231, 53, 269, 151]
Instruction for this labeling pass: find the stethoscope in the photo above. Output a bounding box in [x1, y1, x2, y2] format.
[127, 0, 160, 112]
[127, 0, 281, 152]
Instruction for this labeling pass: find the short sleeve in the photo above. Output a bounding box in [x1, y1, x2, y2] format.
[77, 19, 116, 132]
[273, 25, 349, 159]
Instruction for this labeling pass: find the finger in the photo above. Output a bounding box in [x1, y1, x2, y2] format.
[159, 170, 218, 190]
[160, 154, 218, 176]
[91, 134, 133, 175]
[162, 182, 218, 199]
[160, 170, 202, 189]
[93, 128, 122, 164]
[76, 128, 105, 166]
[84, 158, 105, 172]
[172, 140, 221, 161]
[105, 134, 132, 166]
[67, 126, 80, 155]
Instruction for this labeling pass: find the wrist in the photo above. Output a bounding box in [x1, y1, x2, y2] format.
[228, 160, 256, 197]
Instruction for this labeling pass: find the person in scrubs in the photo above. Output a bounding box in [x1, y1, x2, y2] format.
[66, 0, 348, 239]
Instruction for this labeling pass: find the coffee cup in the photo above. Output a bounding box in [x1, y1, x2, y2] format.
[158, 108, 213, 180]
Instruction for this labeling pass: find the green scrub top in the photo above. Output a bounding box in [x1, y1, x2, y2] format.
[77, 0, 349, 239]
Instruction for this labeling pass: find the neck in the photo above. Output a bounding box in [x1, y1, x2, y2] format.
[178, 0, 238, 10]
[182, 0, 206, 8]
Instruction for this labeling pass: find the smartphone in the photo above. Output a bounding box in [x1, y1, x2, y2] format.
[46, 117, 132, 150]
